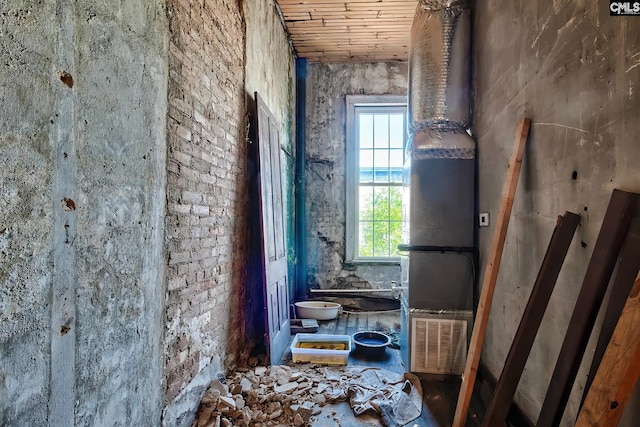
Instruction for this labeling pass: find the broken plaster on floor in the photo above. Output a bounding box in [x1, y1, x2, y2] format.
[192, 363, 422, 427]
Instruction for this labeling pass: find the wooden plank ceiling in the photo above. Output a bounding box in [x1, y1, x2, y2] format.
[276, 0, 419, 63]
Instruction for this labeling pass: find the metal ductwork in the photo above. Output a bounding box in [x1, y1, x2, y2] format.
[408, 0, 471, 134]
[400, 0, 475, 372]
[408, 0, 473, 160]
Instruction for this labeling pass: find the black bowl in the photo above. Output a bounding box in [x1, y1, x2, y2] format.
[352, 331, 391, 357]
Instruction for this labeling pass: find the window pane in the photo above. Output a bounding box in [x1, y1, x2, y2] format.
[373, 149, 390, 168]
[359, 149, 373, 183]
[373, 187, 390, 221]
[390, 219, 402, 256]
[358, 186, 373, 221]
[389, 114, 405, 148]
[389, 149, 403, 168]
[389, 149, 403, 183]
[374, 114, 389, 149]
[389, 187, 402, 221]
[359, 222, 373, 257]
[359, 114, 373, 148]
[390, 186, 403, 254]
[373, 221, 390, 257]
[373, 150, 390, 183]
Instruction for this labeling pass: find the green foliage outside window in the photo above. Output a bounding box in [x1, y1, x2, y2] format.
[358, 186, 402, 257]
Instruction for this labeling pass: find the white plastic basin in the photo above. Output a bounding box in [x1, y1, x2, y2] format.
[294, 301, 341, 320]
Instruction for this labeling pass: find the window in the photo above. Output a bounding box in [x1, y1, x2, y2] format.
[346, 95, 407, 262]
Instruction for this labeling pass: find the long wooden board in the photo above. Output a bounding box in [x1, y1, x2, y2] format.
[536, 189, 639, 427]
[580, 215, 640, 407]
[452, 118, 531, 427]
[481, 212, 581, 426]
[575, 273, 640, 427]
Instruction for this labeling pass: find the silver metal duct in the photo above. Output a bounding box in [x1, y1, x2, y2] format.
[408, 0, 471, 136]
[410, 128, 475, 159]
[401, 0, 475, 311]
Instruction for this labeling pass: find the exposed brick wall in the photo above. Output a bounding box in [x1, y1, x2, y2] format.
[164, 0, 246, 403]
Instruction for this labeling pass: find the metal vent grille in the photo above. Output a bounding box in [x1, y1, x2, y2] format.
[410, 317, 467, 374]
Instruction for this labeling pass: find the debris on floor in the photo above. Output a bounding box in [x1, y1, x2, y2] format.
[192, 364, 423, 427]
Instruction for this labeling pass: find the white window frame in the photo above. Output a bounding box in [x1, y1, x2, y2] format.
[345, 94, 407, 264]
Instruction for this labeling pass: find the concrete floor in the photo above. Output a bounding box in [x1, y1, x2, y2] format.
[283, 311, 485, 427]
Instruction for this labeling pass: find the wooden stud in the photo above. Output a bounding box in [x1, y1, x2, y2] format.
[536, 189, 639, 427]
[452, 118, 531, 427]
[481, 212, 581, 427]
[575, 272, 640, 427]
[580, 215, 640, 407]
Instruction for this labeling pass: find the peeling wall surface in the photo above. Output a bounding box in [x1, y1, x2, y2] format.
[245, 0, 295, 153]
[244, 0, 296, 345]
[0, 1, 168, 426]
[474, 1, 640, 425]
[164, 0, 246, 406]
[305, 63, 407, 292]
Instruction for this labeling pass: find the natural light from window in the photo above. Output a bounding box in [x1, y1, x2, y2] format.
[356, 109, 405, 258]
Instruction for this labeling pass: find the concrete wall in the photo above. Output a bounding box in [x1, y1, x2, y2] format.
[0, 1, 168, 425]
[474, 0, 640, 425]
[0, 2, 56, 423]
[245, 0, 295, 155]
[1, 0, 294, 424]
[305, 63, 407, 293]
[163, 0, 246, 405]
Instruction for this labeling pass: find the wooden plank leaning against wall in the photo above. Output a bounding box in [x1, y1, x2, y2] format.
[453, 118, 531, 427]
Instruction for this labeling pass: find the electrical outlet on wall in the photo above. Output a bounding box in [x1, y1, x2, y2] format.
[479, 213, 490, 227]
